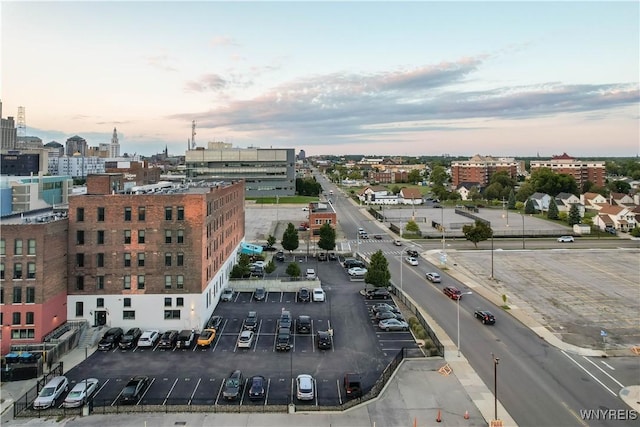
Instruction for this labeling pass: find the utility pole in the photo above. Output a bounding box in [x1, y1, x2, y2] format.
[492, 353, 500, 422]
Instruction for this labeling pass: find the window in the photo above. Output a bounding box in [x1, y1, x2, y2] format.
[75, 301, 83, 316]
[27, 239, 36, 255]
[124, 207, 132, 221]
[11, 329, 35, 339]
[13, 263, 22, 279]
[97, 230, 105, 245]
[177, 275, 184, 289]
[76, 253, 85, 267]
[165, 230, 172, 244]
[124, 230, 131, 244]
[164, 297, 172, 307]
[0, 263, 4, 280]
[137, 253, 145, 267]
[76, 276, 84, 290]
[76, 230, 85, 245]
[124, 297, 131, 307]
[96, 253, 104, 268]
[15, 239, 23, 255]
[177, 206, 184, 220]
[165, 252, 172, 266]
[165, 207, 172, 220]
[0, 288, 3, 303]
[26, 287, 35, 303]
[164, 310, 180, 319]
[0, 239, 5, 255]
[137, 275, 145, 289]
[164, 275, 172, 289]
[123, 311, 135, 320]
[96, 298, 104, 308]
[77, 207, 84, 222]
[12, 312, 21, 325]
[96, 275, 104, 290]
[97, 207, 105, 222]
[27, 263, 35, 279]
[13, 287, 22, 303]
[138, 207, 146, 221]
[176, 297, 184, 307]
[124, 253, 131, 267]
[177, 252, 184, 266]
[26, 312, 34, 324]
[177, 230, 184, 244]
[123, 275, 131, 289]
[138, 230, 145, 244]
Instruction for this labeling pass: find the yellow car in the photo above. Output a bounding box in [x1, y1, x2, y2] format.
[197, 329, 216, 347]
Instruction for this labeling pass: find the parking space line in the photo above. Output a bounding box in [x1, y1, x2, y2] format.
[336, 378, 343, 405]
[162, 378, 179, 405]
[188, 378, 201, 405]
[264, 378, 271, 405]
[214, 379, 225, 405]
[239, 378, 249, 405]
[137, 377, 155, 406]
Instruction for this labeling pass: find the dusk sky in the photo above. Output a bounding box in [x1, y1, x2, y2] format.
[2, 1, 639, 158]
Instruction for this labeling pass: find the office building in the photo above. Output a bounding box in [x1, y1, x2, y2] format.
[530, 153, 605, 189]
[451, 155, 519, 187]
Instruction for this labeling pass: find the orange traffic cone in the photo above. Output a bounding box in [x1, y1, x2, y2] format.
[436, 409, 442, 423]
[464, 410, 469, 419]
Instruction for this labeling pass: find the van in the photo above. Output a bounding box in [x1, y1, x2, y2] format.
[33, 376, 69, 409]
[305, 268, 316, 280]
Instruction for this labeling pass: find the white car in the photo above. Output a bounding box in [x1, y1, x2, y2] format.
[33, 376, 69, 409]
[348, 267, 367, 276]
[221, 287, 234, 302]
[394, 240, 402, 246]
[252, 261, 266, 268]
[425, 272, 441, 283]
[137, 330, 160, 348]
[305, 268, 317, 280]
[405, 257, 419, 266]
[312, 288, 326, 302]
[296, 374, 315, 401]
[237, 330, 254, 349]
[302, 207, 309, 211]
[63, 378, 99, 408]
[557, 236, 575, 243]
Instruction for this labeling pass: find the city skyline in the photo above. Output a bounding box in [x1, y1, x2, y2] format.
[2, 1, 639, 157]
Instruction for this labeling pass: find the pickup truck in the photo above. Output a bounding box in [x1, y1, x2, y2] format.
[276, 327, 292, 351]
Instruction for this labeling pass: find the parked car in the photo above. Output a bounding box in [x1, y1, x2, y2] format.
[221, 288, 234, 302]
[343, 373, 363, 399]
[317, 330, 332, 349]
[119, 376, 148, 404]
[443, 286, 463, 300]
[378, 318, 409, 331]
[405, 249, 419, 258]
[175, 329, 196, 349]
[279, 310, 293, 330]
[366, 288, 391, 300]
[371, 303, 400, 315]
[261, 245, 277, 252]
[137, 330, 160, 348]
[157, 330, 178, 349]
[248, 375, 266, 401]
[197, 329, 216, 347]
[557, 235, 575, 243]
[276, 327, 292, 351]
[305, 268, 317, 280]
[474, 310, 496, 325]
[374, 234, 383, 240]
[207, 315, 224, 331]
[360, 233, 369, 239]
[348, 267, 368, 276]
[237, 330, 254, 348]
[298, 288, 311, 302]
[425, 272, 441, 283]
[254, 287, 266, 301]
[223, 370, 244, 400]
[275, 251, 285, 262]
[312, 288, 326, 302]
[119, 327, 142, 350]
[33, 376, 69, 409]
[243, 311, 258, 331]
[317, 252, 327, 261]
[343, 259, 365, 269]
[375, 311, 404, 321]
[252, 260, 266, 268]
[296, 374, 315, 401]
[328, 252, 337, 261]
[63, 378, 99, 408]
[98, 327, 124, 351]
[405, 256, 419, 266]
[297, 315, 312, 334]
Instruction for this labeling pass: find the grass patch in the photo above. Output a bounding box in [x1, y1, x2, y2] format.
[501, 305, 511, 310]
[248, 196, 319, 204]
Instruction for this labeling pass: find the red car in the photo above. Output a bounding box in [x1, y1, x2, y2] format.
[443, 286, 463, 300]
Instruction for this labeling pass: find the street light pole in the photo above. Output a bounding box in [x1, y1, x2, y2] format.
[521, 212, 525, 249]
[492, 353, 500, 421]
[457, 292, 473, 356]
[490, 232, 494, 279]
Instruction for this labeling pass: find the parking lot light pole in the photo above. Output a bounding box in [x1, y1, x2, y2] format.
[457, 292, 473, 356]
[521, 212, 525, 249]
[492, 353, 500, 421]
[490, 232, 494, 280]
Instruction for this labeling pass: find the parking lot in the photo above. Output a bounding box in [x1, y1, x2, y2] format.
[57, 260, 420, 410]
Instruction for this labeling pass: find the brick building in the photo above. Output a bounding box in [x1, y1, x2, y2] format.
[308, 202, 337, 236]
[530, 153, 605, 189]
[66, 175, 245, 332]
[451, 155, 519, 187]
[0, 215, 69, 355]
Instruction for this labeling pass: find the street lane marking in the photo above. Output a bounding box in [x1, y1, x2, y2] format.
[561, 351, 616, 396]
[600, 361, 615, 370]
[582, 357, 624, 387]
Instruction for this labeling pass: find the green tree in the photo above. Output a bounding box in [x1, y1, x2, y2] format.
[281, 223, 299, 253]
[364, 250, 391, 288]
[429, 165, 448, 187]
[407, 169, 422, 184]
[547, 199, 559, 220]
[230, 264, 250, 279]
[489, 171, 516, 189]
[390, 185, 401, 195]
[607, 180, 631, 194]
[483, 183, 504, 201]
[266, 234, 276, 249]
[285, 262, 301, 279]
[507, 189, 516, 209]
[568, 204, 581, 226]
[462, 220, 493, 248]
[317, 223, 336, 253]
[631, 226, 640, 238]
[296, 177, 322, 196]
[524, 198, 536, 214]
[469, 187, 483, 201]
[265, 260, 276, 274]
[528, 168, 578, 196]
[405, 220, 420, 235]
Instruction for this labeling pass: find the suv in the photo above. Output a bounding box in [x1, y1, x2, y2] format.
[317, 252, 327, 262]
[425, 272, 441, 283]
[279, 310, 292, 330]
[328, 252, 337, 261]
[119, 376, 149, 405]
[298, 288, 311, 302]
[158, 330, 178, 349]
[305, 268, 317, 280]
[405, 249, 419, 258]
[343, 259, 365, 269]
[317, 330, 332, 349]
[244, 311, 258, 331]
[175, 329, 196, 349]
[119, 327, 142, 350]
[344, 373, 363, 399]
[443, 286, 463, 300]
[474, 310, 496, 325]
[297, 315, 312, 334]
[275, 251, 285, 262]
[366, 288, 391, 300]
[98, 327, 124, 351]
[221, 288, 234, 302]
[33, 376, 69, 409]
[276, 327, 292, 351]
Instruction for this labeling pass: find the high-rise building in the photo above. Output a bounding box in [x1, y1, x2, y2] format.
[110, 128, 120, 158]
[65, 135, 87, 157]
[530, 153, 605, 189]
[451, 155, 519, 187]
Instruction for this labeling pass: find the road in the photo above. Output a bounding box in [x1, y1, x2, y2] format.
[317, 174, 638, 427]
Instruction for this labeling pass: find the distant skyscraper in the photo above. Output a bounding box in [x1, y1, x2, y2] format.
[298, 149, 306, 160]
[65, 135, 87, 156]
[110, 127, 120, 157]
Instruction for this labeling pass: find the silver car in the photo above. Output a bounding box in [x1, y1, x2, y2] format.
[378, 319, 409, 331]
[63, 378, 99, 408]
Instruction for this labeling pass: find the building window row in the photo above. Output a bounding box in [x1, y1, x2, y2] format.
[1, 262, 37, 280]
[10, 311, 35, 325]
[0, 239, 37, 256]
[11, 329, 35, 339]
[78, 206, 185, 222]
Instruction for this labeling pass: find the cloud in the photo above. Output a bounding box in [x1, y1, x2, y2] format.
[145, 54, 178, 72]
[184, 74, 228, 92]
[210, 35, 239, 47]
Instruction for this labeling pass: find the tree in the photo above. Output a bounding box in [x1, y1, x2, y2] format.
[266, 234, 276, 249]
[281, 223, 299, 253]
[528, 168, 578, 196]
[568, 204, 581, 226]
[317, 223, 336, 253]
[265, 260, 276, 274]
[489, 171, 516, 189]
[462, 220, 493, 248]
[296, 177, 322, 196]
[429, 165, 448, 187]
[390, 185, 401, 195]
[483, 183, 504, 201]
[507, 189, 516, 210]
[405, 220, 420, 235]
[364, 250, 391, 288]
[547, 199, 559, 220]
[285, 262, 301, 279]
[407, 169, 422, 184]
[469, 187, 483, 201]
[230, 254, 252, 278]
[607, 180, 631, 194]
[524, 198, 536, 214]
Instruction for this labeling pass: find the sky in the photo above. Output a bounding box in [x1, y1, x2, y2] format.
[2, 1, 639, 158]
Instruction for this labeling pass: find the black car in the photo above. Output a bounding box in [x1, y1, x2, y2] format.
[261, 245, 277, 252]
[328, 252, 337, 261]
[297, 315, 312, 334]
[222, 370, 243, 400]
[344, 373, 363, 398]
[317, 331, 332, 350]
[405, 249, 419, 258]
[366, 288, 391, 300]
[254, 287, 266, 301]
[279, 310, 292, 330]
[317, 252, 327, 262]
[298, 288, 310, 303]
[207, 315, 224, 331]
[275, 251, 285, 262]
[243, 311, 258, 331]
[158, 330, 178, 349]
[175, 329, 196, 349]
[119, 376, 149, 404]
[119, 327, 142, 350]
[474, 310, 496, 325]
[98, 327, 124, 351]
[248, 375, 266, 401]
[371, 303, 400, 315]
[276, 327, 292, 351]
